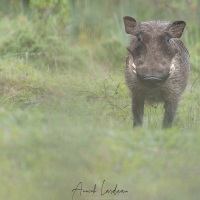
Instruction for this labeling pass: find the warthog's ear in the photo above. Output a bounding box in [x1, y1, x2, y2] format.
[168, 20, 186, 38]
[123, 16, 137, 34]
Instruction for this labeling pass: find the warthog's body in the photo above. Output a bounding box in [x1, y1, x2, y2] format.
[123, 16, 190, 128]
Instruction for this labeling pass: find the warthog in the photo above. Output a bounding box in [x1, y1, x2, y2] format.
[123, 16, 190, 128]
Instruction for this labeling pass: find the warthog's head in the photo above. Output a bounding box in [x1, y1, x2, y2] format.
[123, 16, 186, 88]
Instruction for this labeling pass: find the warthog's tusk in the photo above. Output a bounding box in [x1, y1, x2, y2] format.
[169, 63, 175, 74]
[132, 63, 136, 69]
[132, 69, 136, 74]
[132, 62, 137, 74]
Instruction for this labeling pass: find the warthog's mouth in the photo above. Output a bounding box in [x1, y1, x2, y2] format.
[131, 62, 175, 88]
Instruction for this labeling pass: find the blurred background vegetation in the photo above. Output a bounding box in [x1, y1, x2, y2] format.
[0, 0, 200, 200]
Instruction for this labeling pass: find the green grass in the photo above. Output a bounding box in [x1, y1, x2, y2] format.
[0, 59, 200, 200]
[0, 0, 200, 200]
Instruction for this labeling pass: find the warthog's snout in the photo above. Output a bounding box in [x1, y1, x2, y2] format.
[138, 73, 169, 88]
[136, 65, 170, 88]
[132, 62, 174, 88]
[141, 76, 165, 87]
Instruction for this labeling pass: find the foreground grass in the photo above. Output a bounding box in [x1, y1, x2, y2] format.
[0, 55, 200, 200]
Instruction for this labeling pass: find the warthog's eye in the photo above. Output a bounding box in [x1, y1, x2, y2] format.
[167, 37, 170, 42]
[135, 33, 142, 42]
[166, 35, 172, 42]
[137, 36, 142, 42]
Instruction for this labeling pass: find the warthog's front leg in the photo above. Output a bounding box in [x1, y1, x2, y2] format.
[132, 95, 144, 127]
[163, 100, 179, 128]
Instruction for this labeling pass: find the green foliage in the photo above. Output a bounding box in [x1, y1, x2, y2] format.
[30, 0, 68, 22]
